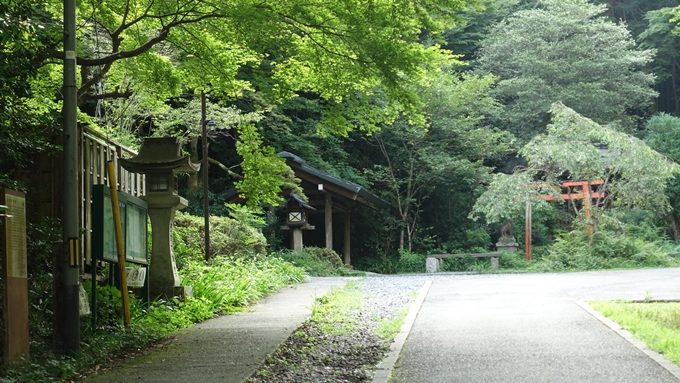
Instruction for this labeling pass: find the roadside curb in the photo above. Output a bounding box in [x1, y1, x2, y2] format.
[575, 300, 680, 381]
[372, 280, 432, 383]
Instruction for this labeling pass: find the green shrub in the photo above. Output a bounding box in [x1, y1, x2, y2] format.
[353, 254, 398, 274]
[499, 251, 530, 270]
[538, 229, 676, 271]
[173, 212, 267, 267]
[395, 251, 425, 273]
[273, 247, 349, 276]
[181, 257, 305, 313]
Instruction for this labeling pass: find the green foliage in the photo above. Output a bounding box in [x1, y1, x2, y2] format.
[499, 251, 530, 270]
[639, 7, 680, 115]
[367, 72, 514, 251]
[645, 113, 680, 239]
[473, 104, 678, 228]
[273, 247, 349, 277]
[477, 0, 657, 138]
[0, 1, 60, 183]
[470, 171, 541, 224]
[25, 217, 61, 344]
[153, 97, 262, 143]
[538, 228, 675, 271]
[234, 124, 300, 208]
[395, 251, 426, 273]
[173, 211, 266, 266]
[443, 0, 518, 62]
[441, 255, 486, 272]
[353, 254, 398, 275]
[646, 113, 680, 162]
[44, 0, 475, 127]
[181, 257, 305, 314]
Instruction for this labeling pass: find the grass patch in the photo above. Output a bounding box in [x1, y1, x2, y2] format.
[591, 301, 680, 365]
[310, 281, 362, 336]
[376, 306, 409, 340]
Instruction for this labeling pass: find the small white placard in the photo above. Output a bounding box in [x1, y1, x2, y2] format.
[126, 267, 147, 288]
[79, 284, 91, 316]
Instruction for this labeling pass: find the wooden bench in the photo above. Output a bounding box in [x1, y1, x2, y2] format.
[426, 252, 502, 273]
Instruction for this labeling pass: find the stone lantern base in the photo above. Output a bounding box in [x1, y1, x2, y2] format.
[496, 235, 518, 253]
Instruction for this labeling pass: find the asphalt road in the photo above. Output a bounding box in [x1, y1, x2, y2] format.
[391, 268, 680, 383]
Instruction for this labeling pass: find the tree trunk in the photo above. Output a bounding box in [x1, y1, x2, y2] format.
[188, 136, 199, 194]
[669, 214, 680, 241]
[399, 228, 405, 252]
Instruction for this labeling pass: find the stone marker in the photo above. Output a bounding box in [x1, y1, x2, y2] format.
[426, 257, 439, 273]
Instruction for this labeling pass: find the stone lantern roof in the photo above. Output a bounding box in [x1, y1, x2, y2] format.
[120, 137, 200, 174]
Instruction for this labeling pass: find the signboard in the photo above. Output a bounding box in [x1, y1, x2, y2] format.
[92, 185, 148, 265]
[4, 193, 26, 278]
[1, 189, 29, 364]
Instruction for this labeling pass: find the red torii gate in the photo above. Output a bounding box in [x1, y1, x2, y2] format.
[525, 180, 606, 261]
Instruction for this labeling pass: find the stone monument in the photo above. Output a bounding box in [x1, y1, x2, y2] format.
[121, 137, 199, 298]
[495, 220, 518, 253]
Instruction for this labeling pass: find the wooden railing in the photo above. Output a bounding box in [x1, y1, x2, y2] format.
[79, 127, 144, 265]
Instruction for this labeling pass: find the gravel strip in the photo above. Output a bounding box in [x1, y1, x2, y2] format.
[247, 275, 430, 383]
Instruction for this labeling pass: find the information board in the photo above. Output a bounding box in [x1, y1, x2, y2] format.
[4, 193, 27, 278]
[92, 185, 148, 265]
[1, 189, 29, 363]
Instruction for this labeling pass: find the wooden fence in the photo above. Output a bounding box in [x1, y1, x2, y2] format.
[22, 126, 144, 268]
[79, 127, 145, 265]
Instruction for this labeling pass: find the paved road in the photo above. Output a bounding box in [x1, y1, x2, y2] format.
[391, 268, 680, 382]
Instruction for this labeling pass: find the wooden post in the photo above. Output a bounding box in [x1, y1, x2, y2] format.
[525, 200, 532, 261]
[325, 194, 333, 250]
[107, 162, 131, 328]
[584, 181, 593, 240]
[343, 212, 351, 265]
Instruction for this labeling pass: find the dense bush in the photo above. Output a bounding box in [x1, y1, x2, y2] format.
[537, 229, 676, 271]
[273, 247, 350, 276]
[173, 211, 266, 266]
[499, 251, 530, 270]
[353, 254, 398, 274]
[181, 257, 305, 312]
[395, 251, 425, 273]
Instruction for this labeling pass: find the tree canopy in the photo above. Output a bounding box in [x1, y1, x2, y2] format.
[472, 103, 678, 226]
[50, 0, 472, 124]
[477, 0, 657, 139]
[5, 0, 680, 262]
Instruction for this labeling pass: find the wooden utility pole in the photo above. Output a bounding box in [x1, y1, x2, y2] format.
[201, 92, 210, 261]
[525, 200, 532, 261]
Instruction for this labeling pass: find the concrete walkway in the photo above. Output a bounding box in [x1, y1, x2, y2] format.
[84, 277, 348, 383]
[391, 269, 680, 383]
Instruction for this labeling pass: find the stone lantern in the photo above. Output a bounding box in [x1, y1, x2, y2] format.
[282, 194, 315, 251]
[121, 137, 199, 298]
